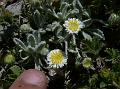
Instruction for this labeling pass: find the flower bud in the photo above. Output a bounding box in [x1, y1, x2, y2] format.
[82, 57, 92, 69]
[20, 24, 33, 33]
[100, 68, 110, 78]
[4, 53, 15, 64]
[108, 13, 120, 26]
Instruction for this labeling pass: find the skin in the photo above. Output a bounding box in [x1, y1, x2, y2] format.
[9, 69, 48, 89]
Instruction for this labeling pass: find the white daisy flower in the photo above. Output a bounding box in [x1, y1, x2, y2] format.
[63, 18, 84, 34]
[47, 49, 67, 68]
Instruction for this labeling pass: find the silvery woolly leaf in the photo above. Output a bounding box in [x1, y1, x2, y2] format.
[62, 3, 69, 18]
[35, 41, 46, 52]
[56, 27, 63, 36]
[33, 31, 41, 44]
[51, 22, 63, 35]
[19, 50, 29, 60]
[46, 27, 52, 32]
[66, 8, 79, 19]
[27, 34, 36, 47]
[13, 38, 27, 50]
[57, 12, 63, 19]
[0, 25, 3, 31]
[33, 10, 41, 28]
[52, 22, 60, 31]
[93, 29, 105, 40]
[83, 10, 90, 18]
[69, 0, 82, 12]
[82, 31, 92, 41]
[58, 33, 70, 42]
[72, 0, 77, 8]
[27, 45, 35, 54]
[57, 36, 65, 43]
[68, 49, 77, 53]
[52, 10, 59, 18]
[83, 19, 92, 27]
[60, 2, 69, 12]
[38, 28, 46, 34]
[76, 0, 83, 9]
[0, 25, 3, 41]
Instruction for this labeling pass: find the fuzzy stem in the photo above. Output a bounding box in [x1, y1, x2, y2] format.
[35, 59, 41, 70]
[72, 34, 81, 58]
[65, 41, 68, 57]
[34, 55, 42, 70]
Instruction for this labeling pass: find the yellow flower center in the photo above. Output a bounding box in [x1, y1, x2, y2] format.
[68, 20, 80, 32]
[50, 51, 64, 64]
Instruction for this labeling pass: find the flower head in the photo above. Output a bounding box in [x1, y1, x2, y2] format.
[47, 49, 67, 68]
[63, 18, 84, 34]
